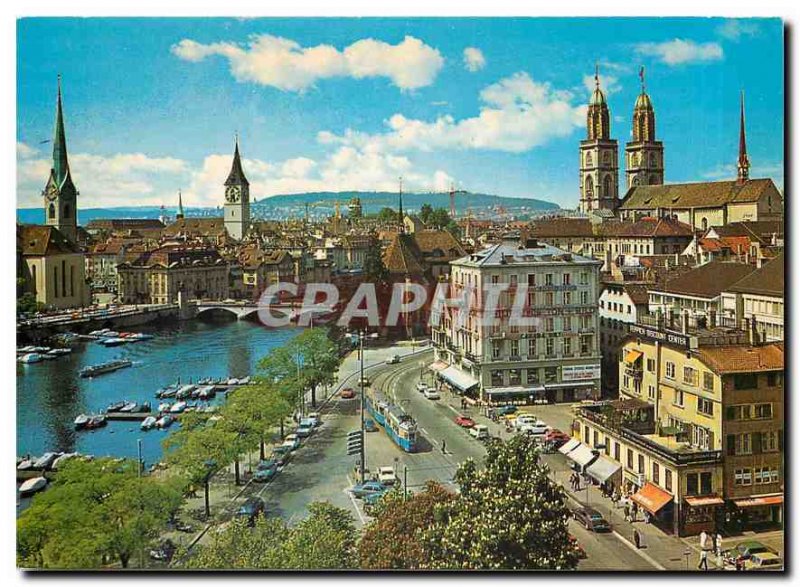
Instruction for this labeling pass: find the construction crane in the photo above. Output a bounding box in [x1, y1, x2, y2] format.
[449, 184, 468, 218]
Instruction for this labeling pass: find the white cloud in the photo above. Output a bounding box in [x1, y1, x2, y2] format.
[171, 34, 444, 92]
[463, 47, 486, 72]
[17, 141, 39, 159]
[635, 39, 723, 66]
[582, 73, 621, 96]
[318, 72, 586, 154]
[702, 161, 783, 181]
[717, 20, 761, 42]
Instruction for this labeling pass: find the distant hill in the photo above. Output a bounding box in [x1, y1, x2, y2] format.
[16, 190, 560, 225]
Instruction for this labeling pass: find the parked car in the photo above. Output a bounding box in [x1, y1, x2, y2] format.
[423, 388, 440, 400]
[340, 387, 355, 399]
[415, 381, 429, 392]
[469, 424, 490, 440]
[514, 415, 538, 429]
[377, 466, 397, 485]
[454, 414, 475, 428]
[745, 552, 783, 571]
[362, 490, 388, 510]
[235, 496, 266, 525]
[385, 355, 401, 364]
[495, 405, 517, 416]
[545, 429, 571, 445]
[572, 507, 611, 532]
[350, 480, 389, 499]
[149, 538, 177, 562]
[520, 423, 549, 436]
[296, 422, 314, 437]
[306, 413, 321, 427]
[731, 540, 778, 560]
[254, 459, 278, 482]
[271, 445, 292, 466]
[364, 418, 378, 432]
[283, 434, 301, 451]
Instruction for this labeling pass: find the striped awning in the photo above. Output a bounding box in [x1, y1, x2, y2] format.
[566, 443, 598, 468]
[439, 366, 479, 391]
[585, 456, 621, 484]
[734, 494, 783, 508]
[558, 438, 581, 456]
[685, 495, 725, 507]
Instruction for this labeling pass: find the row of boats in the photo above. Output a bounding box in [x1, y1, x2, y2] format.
[88, 328, 155, 347]
[17, 347, 72, 364]
[79, 358, 133, 378]
[17, 453, 94, 497]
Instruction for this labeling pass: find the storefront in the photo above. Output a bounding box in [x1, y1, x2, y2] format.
[682, 495, 724, 536]
[631, 482, 674, 533]
[561, 441, 598, 473]
[732, 494, 783, 530]
[585, 456, 622, 492]
[544, 381, 598, 403]
[438, 365, 479, 396]
[484, 385, 545, 406]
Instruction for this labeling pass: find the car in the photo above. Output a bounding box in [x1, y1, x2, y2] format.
[545, 429, 571, 445]
[283, 434, 301, 451]
[359, 376, 370, 386]
[415, 381, 429, 392]
[423, 388, 440, 400]
[469, 424, 490, 440]
[363, 490, 388, 509]
[235, 496, 266, 525]
[572, 507, 611, 532]
[495, 405, 517, 416]
[306, 413, 321, 427]
[520, 423, 549, 436]
[514, 415, 538, 429]
[350, 480, 389, 499]
[385, 355, 401, 364]
[253, 459, 278, 482]
[149, 538, 177, 562]
[271, 445, 292, 466]
[295, 425, 313, 438]
[377, 466, 397, 485]
[454, 415, 475, 428]
[340, 387, 356, 399]
[745, 552, 783, 571]
[732, 540, 778, 560]
[364, 418, 378, 432]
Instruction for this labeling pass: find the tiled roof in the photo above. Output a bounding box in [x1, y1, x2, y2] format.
[382, 233, 426, 275]
[86, 218, 165, 231]
[709, 220, 784, 243]
[19, 225, 81, 256]
[620, 178, 780, 210]
[163, 217, 227, 237]
[600, 217, 694, 238]
[726, 253, 784, 297]
[528, 217, 595, 238]
[453, 241, 599, 268]
[655, 261, 757, 298]
[623, 283, 650, 306]
[122, 245, 226, 268]
[412, 230, 466, 260]
[697, 236, 751, 254]
[698, 342, 784, 374]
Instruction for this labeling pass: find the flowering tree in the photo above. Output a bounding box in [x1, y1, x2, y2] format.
[421, 434, 579, 570]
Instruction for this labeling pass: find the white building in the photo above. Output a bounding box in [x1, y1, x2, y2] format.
[431, 237, 602, 405]
[721, 253, 784, 341]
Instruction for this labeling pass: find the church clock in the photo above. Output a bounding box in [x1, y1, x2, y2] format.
[226, 185, 241, 203]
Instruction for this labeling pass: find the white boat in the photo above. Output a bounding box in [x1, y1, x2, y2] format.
[33, 452, 61, 470]
[47, 348, 72, 356]
[119, 401, 138, 413]
[156, 414, 174, 428]
[19, 477, 47, 496]
[169, 401, 187, 414]
[52, 453, 79, 470]
[19, 353, 44, 364]
[17, 458, 35, 471]
[158, 402, 171, 413]
[41, 353, 58, 360]
[141, 416, 158, 430]
[74, 414, 90, 429]
[175, 385, 195, 399]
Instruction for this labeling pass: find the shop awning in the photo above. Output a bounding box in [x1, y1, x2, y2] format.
[631, 482, 673, 515]
[685, 495, 725, 507]
[585, 456, 622, 484]
[734, 494, 783, 508]
[439, 366, 478, 391]
[484, 385, 544, 396]
[429, 361, 448, 372]
[544, 381, 596, 389]
[624, 350, 643, 364]
[566, 443, 598, 468]
[558, 438, 581, 456]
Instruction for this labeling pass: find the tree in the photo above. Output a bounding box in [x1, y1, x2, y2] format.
[360, 482, 454, 569]
[17, 291, 45, 316]
[418, 203, 434, 224]
[363, 231, 389, 283]
[17, 458, 182, 569]
[291, 328, 340, 408]
[183, 502, 357, 569]
[375, 207, 398, 224]
[420, 435, 579, 570]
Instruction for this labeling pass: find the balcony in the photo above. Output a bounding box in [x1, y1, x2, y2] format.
[624, 366, 643, 380]
[464, 351, 481, 364]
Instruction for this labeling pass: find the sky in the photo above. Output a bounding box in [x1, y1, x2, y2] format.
[16, 17, 784, 210]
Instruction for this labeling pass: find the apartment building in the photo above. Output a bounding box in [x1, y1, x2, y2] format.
[721, 253, 784, 341]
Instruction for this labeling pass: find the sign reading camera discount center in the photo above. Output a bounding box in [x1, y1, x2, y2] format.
[561, 364, 601, 382]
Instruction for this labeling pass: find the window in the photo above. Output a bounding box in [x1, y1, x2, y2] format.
[734, 469, 752, 486]
[545, 317, 554, 332]
[527, 274, 536, 286]
[508, 369, 521, 386]
[762, 430, 779, 452]
[754, 403, 773, 419]
[545, 292, 555, 306]
[700, 472, 712, 495]
[510, 340, 519, 357]
[580, 291, 589, 305]
[683, 366, 698, 386]
[673, 389, 684, 407]
[627, 449, 634, 469]
[580, 272, 589, 285]
[637, 454, 645, 473]
[614, 442, 620, 462]
[733, 373, 758, 390]
[546, 337, 554, 356]
[686, 473, 698, 496]
[703, 372, 714, 392]
[697, 397, 713, 416]
[492, 340, 501, 359]
[491, 370, 503, 386]
[563, 291, 572, 305]
[652, 462, 659, 485]
[491, 275, 499, 285]
[563, 273, 571, 285]
[583, 426, 590, 443]
[528, 338, 536, 357]
[510, 274, 518, 287]
[563, 338, 572, 356]
[544, 367, 558, 383]
[526, 368, 539, 384]
[735, 433, 752, 455]
[563, 316, 572, 332]
[648, 385, 656, 400]
[647, 358, 655, 372]
[48, 203, 55, 219]
[665, 469, 673, 492]
[593, 430, 599, 447]
[545, 273, 553, 286]
[665, 361, 676, 379]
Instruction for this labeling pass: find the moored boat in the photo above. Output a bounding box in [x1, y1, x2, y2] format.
[80, 359, 132, 378]
[156, 414, 174, 428]
[74, 414, 91, 429]
[169, 401, 187, 414]
[19, 353, 44, 364]
[106, 401, 126, 412]
[86, 415, 107, 429]
[100, 337, 127, 347]
[33, 452, 61, 470]
[19, 477, 48, 496]
[158, 402, 171, 413]
[141, 416, 157, 430]
[119, 401, 138, 413]
[175, 385, 195, 399]
[52, 453, 79, 470]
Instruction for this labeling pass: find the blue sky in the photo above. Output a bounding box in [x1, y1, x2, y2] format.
[17, 17, 784, 210]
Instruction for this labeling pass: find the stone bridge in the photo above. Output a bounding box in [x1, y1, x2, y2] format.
[193, 301, 336, 322]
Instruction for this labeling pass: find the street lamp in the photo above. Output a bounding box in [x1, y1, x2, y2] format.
[202, 459, 217, 519]
[348, 329, 378, 484]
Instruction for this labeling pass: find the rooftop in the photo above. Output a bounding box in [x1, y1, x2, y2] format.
[453, 241, 600, 268]
[697, 342, 784, 374]
[725, 253, 784, 297]
[620, 178, 781, 210]
[652, 261, 757, 299]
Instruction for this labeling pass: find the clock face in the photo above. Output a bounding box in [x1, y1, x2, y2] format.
[226, 186, 240, 203]
[46, 184, 58, 201]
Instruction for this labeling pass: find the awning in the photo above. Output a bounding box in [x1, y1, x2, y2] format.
[685, 495, 725, 507]
[439, 366, 478, 391]
[429, 361, 448, 372]
[544, 381, 596, 389]
[558, 438, 581, 456]
[734, 494, 783, 508]
[484, 385, 544, 396]
[566, 443, 598, 468]
[585, 456, 622, 484]
[631, 482, 673, 515]
[624, 350, 643, 364]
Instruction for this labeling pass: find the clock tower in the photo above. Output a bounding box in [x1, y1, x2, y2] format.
[223, 135, 250, 240]
[43, 75, 78, 242]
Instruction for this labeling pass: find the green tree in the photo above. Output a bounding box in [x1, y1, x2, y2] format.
[17, 292, 45, 316]
[184, 516, 288, 569]
[418, 203, 434, 224]
[282, 502, 358, 569]
[17, 458, 181, 569]
[375, 206, 398, 223]
[292, 328, 340, 408]
[360, 482, 454, 569]
[420, 434, 578, 570]
[363, 231, 389, 283]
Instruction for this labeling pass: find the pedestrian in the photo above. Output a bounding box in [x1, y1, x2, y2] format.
[441, 439, 446, 455]
[624, 503, 631, 522]
[715, 533, 723, 558]
[631, 502, 638, 522]
[697, 549, 708, 571]
[699, 530, 708, 551]
[633, 529, 641, 549]
[643, 511, 650, 525]
[735, 555, 745, 571]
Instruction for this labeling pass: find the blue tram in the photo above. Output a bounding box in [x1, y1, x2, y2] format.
[364, 387, 418, 452]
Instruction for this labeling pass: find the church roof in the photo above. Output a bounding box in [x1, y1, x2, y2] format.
[620, 178, 779, 210]
[19, 225, 81, 256]
[382, 233, 426, 275]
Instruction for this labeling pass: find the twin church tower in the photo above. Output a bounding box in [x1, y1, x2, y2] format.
[579, 66, 664, 214]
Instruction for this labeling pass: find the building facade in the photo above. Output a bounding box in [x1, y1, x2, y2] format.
[721, 253, 784, 341]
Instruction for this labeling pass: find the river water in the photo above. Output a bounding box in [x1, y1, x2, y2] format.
[16, 318, 298, 467]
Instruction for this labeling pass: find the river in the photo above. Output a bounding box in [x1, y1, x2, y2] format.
[17, 317, 299, 468]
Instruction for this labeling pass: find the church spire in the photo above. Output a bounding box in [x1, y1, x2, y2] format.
[398, 176, 404, 229]
[587, 63, 610, 140]
[737, 90, 750, 183]
[52, 74, 70, 187]
[225, 133, 249, 186]
[177, 189, 184, 219]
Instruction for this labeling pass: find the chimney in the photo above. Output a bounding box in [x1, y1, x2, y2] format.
[709, 309, 717, 329]
[681, 310, 690, 335]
